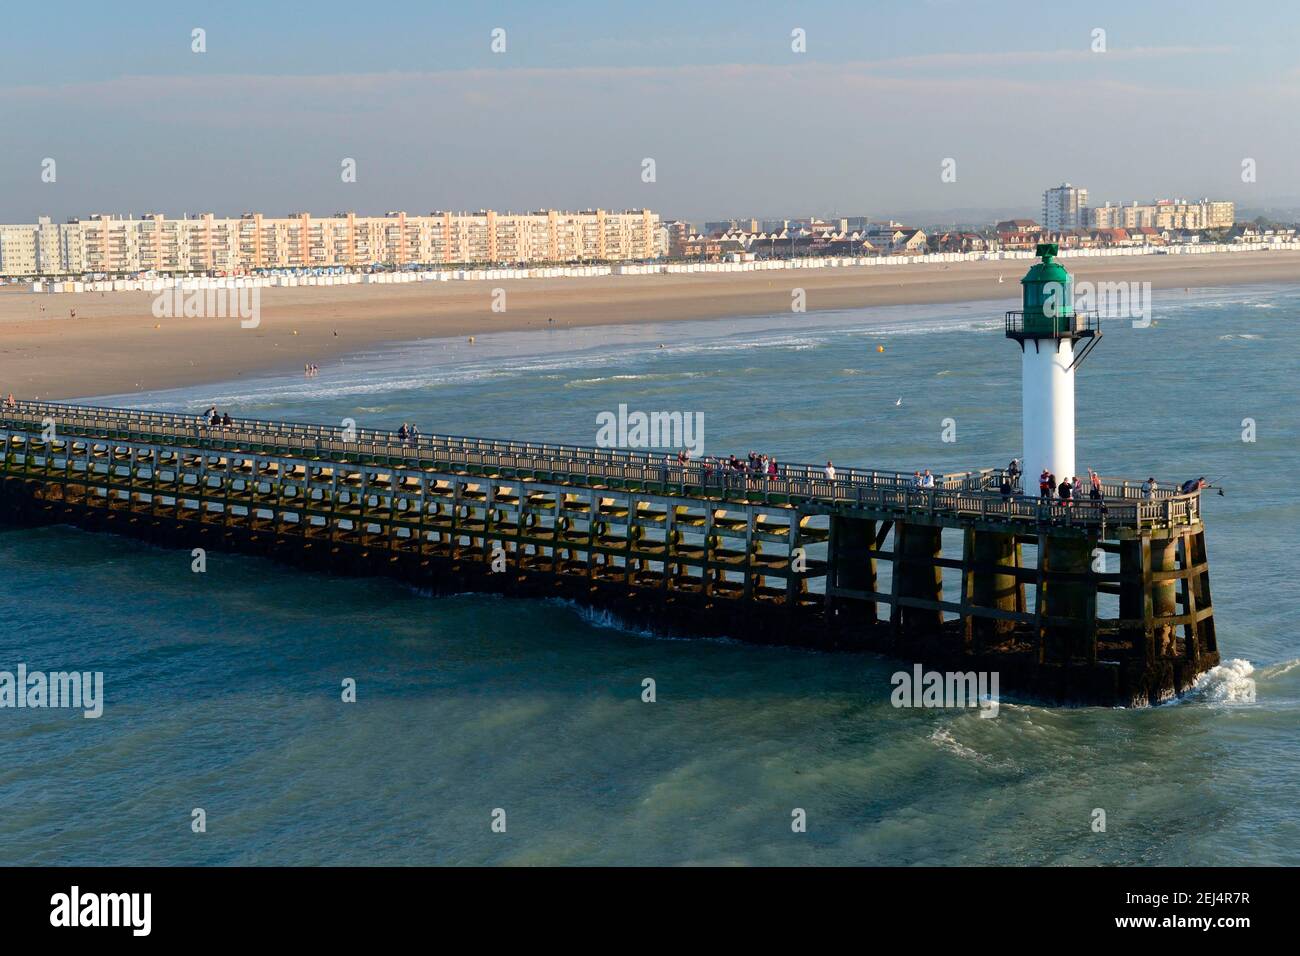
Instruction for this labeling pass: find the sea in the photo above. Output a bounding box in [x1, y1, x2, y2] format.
[1, 283, 1296, 865]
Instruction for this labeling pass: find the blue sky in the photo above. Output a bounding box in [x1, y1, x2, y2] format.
[1, 0, 1296, 222]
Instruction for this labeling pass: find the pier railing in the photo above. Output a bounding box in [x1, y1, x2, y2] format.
[0, 399, 1201, 529]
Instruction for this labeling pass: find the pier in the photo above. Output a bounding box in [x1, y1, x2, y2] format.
[1, 399, 1218, 706]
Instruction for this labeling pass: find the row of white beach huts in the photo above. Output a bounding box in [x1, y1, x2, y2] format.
[28, 266, 619, 294]
[615, 240, 1300, 275]
[25, 240, 1300, 294]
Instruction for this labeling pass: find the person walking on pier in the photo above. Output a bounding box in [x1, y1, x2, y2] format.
[6, 393, 18, 409]
[1142, 477, 1158, 500]
[1072, 475, 1083, 500]
[221, 412, 233, 428]
[1088, 469, 1102, 500]
[825, 461, 836, 481]
[1039, 469, 1052, 500]
[398, 423, 409, 444]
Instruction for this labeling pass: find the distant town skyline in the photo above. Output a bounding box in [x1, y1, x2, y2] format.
[2, 1, 1297, 223]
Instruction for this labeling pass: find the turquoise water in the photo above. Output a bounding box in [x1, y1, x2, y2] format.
[1, 286, 1297, 865]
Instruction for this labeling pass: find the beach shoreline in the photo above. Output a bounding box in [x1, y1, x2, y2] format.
[2, 250, 1298, 400]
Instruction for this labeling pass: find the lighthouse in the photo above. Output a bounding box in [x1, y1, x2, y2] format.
[1006, 243, 1100, 486]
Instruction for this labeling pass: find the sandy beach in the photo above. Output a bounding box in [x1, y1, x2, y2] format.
[1, 250, 1298, 400]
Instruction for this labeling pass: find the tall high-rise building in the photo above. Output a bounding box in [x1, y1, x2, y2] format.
[1042, 183, 1089, 231]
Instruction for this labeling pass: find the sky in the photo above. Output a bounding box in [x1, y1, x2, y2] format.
[1, 0, 1297, 224]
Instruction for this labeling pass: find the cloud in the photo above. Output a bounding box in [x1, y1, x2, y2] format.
[863, 46, 1238, 70]
[0, 45, 1242, 104]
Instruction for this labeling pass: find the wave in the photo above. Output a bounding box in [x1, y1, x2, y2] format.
[929, 726, 985, 762]
[1257, 657, 1300, 680]
[555, 599, 760, 650]
[1184, 658, 1258, 704]
[555, 599, 683, 641]
[926, 723, 1023, 772]
[564, 371, 707, 388]
[663, 335, 823, 355]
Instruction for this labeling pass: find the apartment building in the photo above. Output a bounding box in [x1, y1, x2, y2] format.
[0, 208, 661, 276]
[1087, 198, 1234, 230]
[0, 217, 71, 274]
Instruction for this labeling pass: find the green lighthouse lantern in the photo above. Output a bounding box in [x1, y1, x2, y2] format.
[1018, 242, 1074, 335]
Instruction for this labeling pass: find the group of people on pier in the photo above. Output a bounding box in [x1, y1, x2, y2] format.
[396, 423, 423, 444]
[1002, 459, 1210, 507]
[692, 451, 781, 484]
[910, 469, 936, 489]
[665, 451, 950, 494]
[200, 406, 235, 428]
[1002, 458, 1104, 507]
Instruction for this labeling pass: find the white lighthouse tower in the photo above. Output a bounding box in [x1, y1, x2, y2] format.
[1007, 243, 1100, 485]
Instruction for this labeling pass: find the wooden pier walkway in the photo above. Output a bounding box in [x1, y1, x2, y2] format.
[0, 400, 1219, 705]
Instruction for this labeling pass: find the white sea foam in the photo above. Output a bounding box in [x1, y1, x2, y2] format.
[1186, 658, 1258, 704]
[929, 726, 985, 762]
[564, 371, 707, 388]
